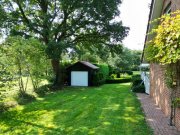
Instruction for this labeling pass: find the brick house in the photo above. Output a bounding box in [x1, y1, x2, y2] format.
[142, 0, 180, 130]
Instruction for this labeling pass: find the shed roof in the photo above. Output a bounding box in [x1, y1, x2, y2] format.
[79, 61, 99, 69]
[67, 61, 99, 70]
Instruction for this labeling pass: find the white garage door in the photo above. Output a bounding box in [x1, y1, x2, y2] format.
[71, 71, 88, 86]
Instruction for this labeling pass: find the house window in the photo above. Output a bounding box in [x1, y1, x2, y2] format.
[163, 2, 171, 14]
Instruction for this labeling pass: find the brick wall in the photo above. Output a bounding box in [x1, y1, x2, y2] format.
[150, 64, 171, 115]
[150, 63, 180, 130]
[148, 0, 180, 131]
[175, 106, 180, 131]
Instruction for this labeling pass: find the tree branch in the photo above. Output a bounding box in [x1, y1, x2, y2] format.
[16, 0, 30, 24]
[15, 0, 42, 35]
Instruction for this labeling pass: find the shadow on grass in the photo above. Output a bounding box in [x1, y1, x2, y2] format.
[0, 83, 153, 135]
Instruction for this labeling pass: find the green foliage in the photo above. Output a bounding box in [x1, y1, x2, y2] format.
[0, 36, 50, 95]
[144, 42, 158, 62]
[109, 68, 133, 79]
[132, 85, 145, 93]
[173, 98, 180, 108]
[0, 101, 17, 113]
[15, 92, 35, 105]
[145, 11, 180, 64]
[34, 84, 51, 97]
[0, 0, 129, 86]
[96, 63, 110, 79]
[107, 47, 142, 71]
[120, 70, 133, 75]
[92, 72, 105, 86]
[164, 66, 176, 88]
[131, 75, 145, 93]
[92, 63, 109, 86]
[0, 0, 129, 57]
[131, 75, 142, 85]
[46, 41, 69, 60]
[106, 77, 131, 84]
[109, 74, 117, 79]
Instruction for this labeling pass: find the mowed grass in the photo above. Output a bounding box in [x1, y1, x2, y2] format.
[0, 83, 153, 135]
[133, 71, 141, 75]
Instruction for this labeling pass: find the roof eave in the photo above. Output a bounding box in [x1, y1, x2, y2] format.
[141, 0, 164, 62]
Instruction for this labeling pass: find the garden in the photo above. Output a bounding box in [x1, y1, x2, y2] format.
[0, 83, 152, 135]
[0, 1, 149, 134]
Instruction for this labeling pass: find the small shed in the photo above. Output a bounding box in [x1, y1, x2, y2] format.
[66, 61, 99, 86]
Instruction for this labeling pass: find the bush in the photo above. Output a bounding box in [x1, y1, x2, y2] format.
[35, 84, 51, 97]
[92, 63, 109, 86]
[0, 101, 17, 113]
[109, 74, 117, 79]
[16, 92, 36, 105]
[94, 63, 109, 80]
[93, 72, 106, 86]
[131, 75, 142, 86]
[120, 70, 133, 75]
[106, 77, 131, 84]
[132, 85, 145, 93]
[131, 75, 145, 93]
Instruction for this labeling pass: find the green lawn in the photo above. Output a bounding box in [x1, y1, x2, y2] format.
[0, 83, 152, 135]
[133, 71, 141, 75]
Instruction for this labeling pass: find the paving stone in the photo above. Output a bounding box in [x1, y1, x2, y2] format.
[137, 93, 180, 135]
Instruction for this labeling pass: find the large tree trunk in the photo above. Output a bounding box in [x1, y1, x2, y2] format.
[51, 59, 62, 89]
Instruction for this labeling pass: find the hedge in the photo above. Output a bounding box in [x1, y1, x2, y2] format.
[131, 75, 145, 93]
[95, 63, 109, 79]
[92, 72, 106, 86]
[92, 63, 109, 86]
[106, 77, 131, 84]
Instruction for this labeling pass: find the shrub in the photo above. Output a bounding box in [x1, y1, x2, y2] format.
[131, 75, 145, 93]
[93, 63, 109, 86]
[34, 84, 51, 97]
[95, 63, 109, 79]
[16, 92, 35, 105]
[0, 101, 17, 113]
[120, 70, 133, 75]
[106, 77, 131, 84]
[93, 72, 105, 86]
[131, 75, 142, 86]
[109, 74, 117, 79]
[132, 84, 145, 93]
[0, 102, 7, 112]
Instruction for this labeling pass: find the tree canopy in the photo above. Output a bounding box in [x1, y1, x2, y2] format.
[0, 0, 129, 86]
[1, 0, 128, 51]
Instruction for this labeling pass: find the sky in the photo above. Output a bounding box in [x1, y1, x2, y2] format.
[118, 0, 152, 50]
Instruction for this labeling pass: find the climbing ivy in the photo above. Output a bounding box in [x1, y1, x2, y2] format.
[145, 10, 180, 64]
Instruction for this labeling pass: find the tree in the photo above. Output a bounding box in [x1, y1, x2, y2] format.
[131, 50, 142, 70]
[107, 47, 142, 70]
[0, 36, 49, 94]
[0, 0, 129, 87]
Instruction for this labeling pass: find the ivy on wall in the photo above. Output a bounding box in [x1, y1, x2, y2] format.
[145, 10, 180, 64]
